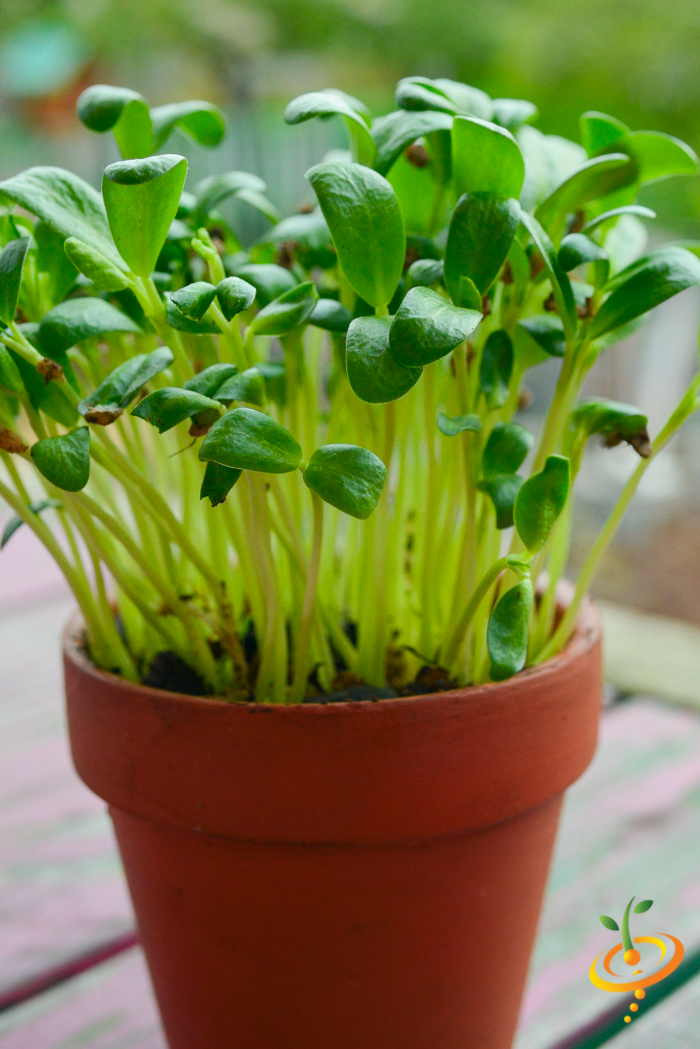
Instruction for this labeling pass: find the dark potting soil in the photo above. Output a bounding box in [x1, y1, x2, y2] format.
[142, 651, 208, 697]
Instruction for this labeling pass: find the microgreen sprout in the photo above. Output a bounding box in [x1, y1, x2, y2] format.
[1, 78, 700, 702]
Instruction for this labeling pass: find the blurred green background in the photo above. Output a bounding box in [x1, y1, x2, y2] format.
[2, 0, 700, 231]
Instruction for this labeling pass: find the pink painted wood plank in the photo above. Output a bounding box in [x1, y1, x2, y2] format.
[0, 597, 134, 997]
[0, 949, 165, 1048]
[515, 698, 700, 1048]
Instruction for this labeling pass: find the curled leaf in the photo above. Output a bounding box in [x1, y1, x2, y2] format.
[487, 577, 534, 681]
[199, 407, 302, 474]
[514, 454, 570, 552]
[31, 427, 90, 492]
[131, 388, 222, 434]
[200, 461, 241, 506]
[303, 444, 387, 519]
[437, 412, 481, 437]
[346, 316, 421, 404]
[389, 286, 481, 367]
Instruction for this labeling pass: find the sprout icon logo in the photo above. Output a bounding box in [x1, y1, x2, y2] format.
[590, 897, 684, 1024]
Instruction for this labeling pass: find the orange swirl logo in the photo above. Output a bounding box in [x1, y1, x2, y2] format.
[589, 896, 684, 1024]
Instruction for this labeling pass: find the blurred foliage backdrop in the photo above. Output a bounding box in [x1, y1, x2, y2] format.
[2, 0, 700, 231]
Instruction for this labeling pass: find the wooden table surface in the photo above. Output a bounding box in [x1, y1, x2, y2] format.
[1, 531, 699, 1048]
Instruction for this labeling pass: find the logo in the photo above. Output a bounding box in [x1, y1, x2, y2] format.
[589, 897, 684, 1024]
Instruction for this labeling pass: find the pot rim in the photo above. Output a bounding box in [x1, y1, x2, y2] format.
[62, 590, 598, 716]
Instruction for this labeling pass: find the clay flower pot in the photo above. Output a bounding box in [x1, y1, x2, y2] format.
[64, 599, 602, 1049]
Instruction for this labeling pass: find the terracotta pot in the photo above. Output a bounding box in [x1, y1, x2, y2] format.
[64, 599, 602, 1049]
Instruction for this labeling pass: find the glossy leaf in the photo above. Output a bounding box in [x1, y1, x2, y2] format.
[307, 162, 405, 310]
[216, 276, 257, 320]
[371, 109, 453, 176]
[520, 212, 577, 340]
[231, 264, 296, 307]
[164, 294, 219, 334]
[599, 915, 620, 931]
[34, 223, 77, 307]
[171, 281, 217, 320]
[445, 193, 519, 300]
[250, 281, 318, 336]
[582, 205, 656, 234]
[518, 315, 566, 358]
[514, 454, 571, 553]
[303, 444, 387, 519]
[112, 99, 153, 160]
[535, 154, 635, 235]
[0, 238, 30, 324]
[480, 330, 513, 409]
[200, 461, 241, 506]
[407, 258, 444, 287]
[285, 90, 374, 165]
[634, 900, 653, 914]
[103, 155, 187, 277]
[183, 364, 237, 398]
[487, 577, 534, 681]
[452, 117, 525, 198]
[0, 166, 120, 266]
[199, 407, 302, 474]
[132, 388, 222, 433]
[590, 247, 700, 339]
[309, 298, 352, 333]
[482, 422, 533, 477]
[214, 368, 266, 406]
[78, 346, 174, 415]
[624, 131, 699, 184]
[557, 233, 607, 272]
[389, 286, 481, 367]
[1, 498, 61, 550]
[477, 474, 524, 529]
[437, 412, 481, 436]
[10, 351, 78, 428]
[580, 112, 628, 156]
[31, 427, 90, 492]
[571, 398, 650, 457]
[150, 101, 226, 151]
[64, 237, 128, 292]
[77, 85, 146, 132]
[346, 316, 422, 404]
[38, 297, 140, 356]
[0, 345, 24, 394]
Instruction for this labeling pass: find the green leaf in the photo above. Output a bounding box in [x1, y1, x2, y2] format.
[309, 298, 352, 333]
[64, 237, 129, 292]
[0, 166, 121, 266]
[514, 454, 571, 553]
[371, 109, 454, 176]
[103, 155, 188, 277]
[590, 246, 700, 339]
[38, 297, 140, 356]
[571, 398, 650, 457]
[634, 900, 653, 914]
[214, 367, 266, 407]
[303, 443, 387, 519]
[34, 223, 77, 307]
[231, 263, 296, 307]
[580, 112, 629, 156]
[480, 330, 514, 409]
[131, 388, 222, 434]
[216, 276, 257, 320]
[582, 205, 656, 234]
[395, 77, 456, 115]
[1, 497, 61, 549]
[518, 316, 566, 358]
[452, 117, 525, 198]
[487, 577, 534, 681]
[200, 460, 241, 506]
[520, 212, 577, 340]
[433, 79, 492, 119]
[183, 363, 238, 398]
[437, 412, 481, 436]
[558, 233, 607, 272]
[599, 915, 620, 931]
[9, 351, 78, 427]
[199, 407, 302, 474]
[31, 427, 90, 492]
[78, 346, 174, 415]
[191, 171, 267, 226]
[624, 131, 699, 184]
[483, 422, 533, 477]
[445, 193, 519, 302]
[407, 258, 444, 287]
[389, 286, 481, 368]
[346, 316, 422, 404]
[112, 99, 154, 160]
[171, 281, 217, 321]
[150, 101, 226, 151]
[0, 345, 24, 394]
[477, 474, 524, 529]
[535, 154, 635, 236]
[0, 238, 30, 324]
[77, 85, 146, 133]
[250, 281, 318, 336]
[285, 90, 374, 165]
[164, 294, 219, 334]
[492, 98, 538, 133]
[263, 211, 336, 270]
[307, 162, 405, 311]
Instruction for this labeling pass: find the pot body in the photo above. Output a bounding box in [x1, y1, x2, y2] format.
[64, 601, 602, 1049]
